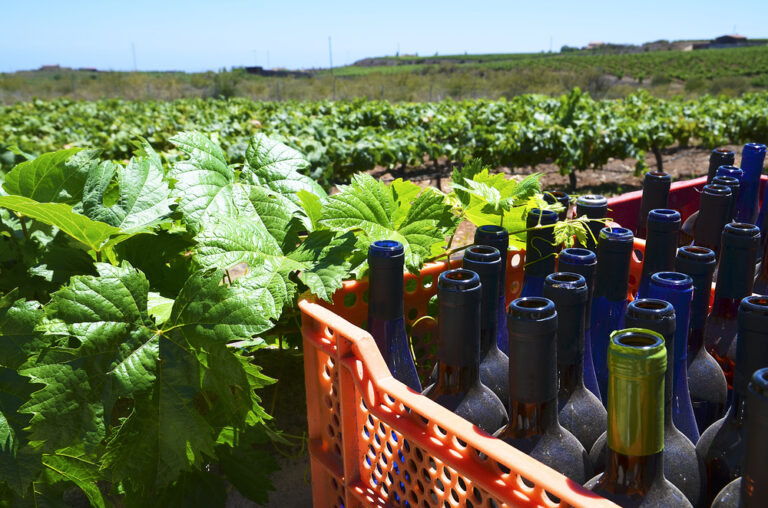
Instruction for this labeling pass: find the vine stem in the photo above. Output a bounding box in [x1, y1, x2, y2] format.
[19, 215, 30, 241]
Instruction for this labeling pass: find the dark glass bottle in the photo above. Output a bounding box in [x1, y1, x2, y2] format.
[704, 223, 761, 392]
[585, 328, 692, 507]
[462, 245, 509, 408]
[697, 296, 768, 505]
[733, 143, 767, 225]
[543, 272, 606, 452]
[754, 242, 768, 295]
[637, 171, 671, 239]
[590, 299, 705, 507]
[637, 209, 681, 298]
[495, 297, 593, 483]
[474, 225, 510, 355]
[591, 227, 635, 404]
[367, 240, 422, 392]
[715, 165, 744, 182]
[710, 368, 768, 508]
[521, 208, 558, 298]
[707, 148, 736, 184]
[543, 190, 570, 221]
[681, 184, 732, 260]
[558, 247, 601, 400]
[675, 246, 727, 434]
[422, 269, 508, 434]
[712, 174, 741, 223]
[647, 272, 699, 443]
[575, 194, 608, 253]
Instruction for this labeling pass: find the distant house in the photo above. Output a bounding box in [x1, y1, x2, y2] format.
[244, 66, 310, 78]
[714, 34, 747, 44]
[585, 41, 604, 50]
[38, 65, 66, 71]
[694, 34, 761, 50]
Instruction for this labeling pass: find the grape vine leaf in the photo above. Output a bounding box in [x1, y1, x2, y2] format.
[215, 424, 278, 503]
[2, 149, 98, 204]
[0, 367, 41, 496]
[41, 451, 107, 508]
[0, 291, 45, 370]
[296, 189, 323, 231]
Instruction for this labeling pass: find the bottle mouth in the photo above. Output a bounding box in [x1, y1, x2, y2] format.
[529, 208, 558, 225]
[439, 269, 481, 292]
[702, 184, 731, 197]
[724, 222, 760, 237]
[648, 208, 680, 223]
[627, 298, 674, 319]
[716, 165, 744, 178]
[612, 329, 665, 349]
[558, 247, 596, 266]
[751, 368, 768, 397]
[744, 143, 767, 155]
[712, 175, 739, 186]
[508, 297, 556, 320]
[545, 271, 586, 288]
[646, 171, 670, 181]
[576, 194, 608, 208]
[369, 239, 404, 257]
[713, 148, 734, 155]
[475, 225, 509, 252]
[740, 295, 768, 316]
[677, 245, 716, 263]
[476, 225, 507, 236]
[599, 227, 634, 242]
[464, 245, 501, 263]
[543, 190, 569, 203]
[650, 271, 693, 290]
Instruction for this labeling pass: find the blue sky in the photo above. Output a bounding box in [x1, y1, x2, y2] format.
[3, 0, 767, 72]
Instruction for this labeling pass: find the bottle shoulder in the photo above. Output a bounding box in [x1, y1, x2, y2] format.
[587, 474, 693, 507]
[424, 382, 508, 435]
[710, 477, 741, 507]
[558, 387, 607, 452]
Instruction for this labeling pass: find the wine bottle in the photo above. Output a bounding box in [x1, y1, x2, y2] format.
[707, 148, 736, 184]
[715, 165, 744, 182]
[697, 295, 768, 504]
[474, 225, 510, 355]
[754, 238, 768, 295]
[367, 240, 422, 391]
[710, 367, 768, 508]
[590, 299, 705, 507]
[637, 171, 671, 239]
[422, 269, 508, 434]
[733, 143, 767, 224]
[712, 175, 741, 222]
[543, 190, 570, 221]
[521, 208, 558, 298]
[704, 223, 761, 391]
[675, 246, 727, 435]
[585, 328, 692, 507]
[495, 296, 593, 483]
[558, 247, 601, 401]
[637, 209, 681, 298]
[685, 184, 732, 260]
[543, 272, 607, 452]
[462, 245, 509, 408]
[591, 227, 635, 403]
[575, 194, 608, 253]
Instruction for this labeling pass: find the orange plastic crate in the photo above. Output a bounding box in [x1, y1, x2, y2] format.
[300, 247, 649, 508]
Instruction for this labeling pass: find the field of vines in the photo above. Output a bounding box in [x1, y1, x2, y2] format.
[3, 89, 768, 188]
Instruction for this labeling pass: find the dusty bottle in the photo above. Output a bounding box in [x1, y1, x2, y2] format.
[585, 328, 692, 507]
[680, 184, 732, 259]
[521, 208, 558, 298]
[474, 225, 510, 355]
[704, 223, 761, 392]
[367, 240, 422, 391]
[707, 148, 736, 184]
[575, 195, 608, 253]
[697, 296, 768, 505]
[558, 247, 601, 400]
[543, 190, 570, 221]
[710, 367, 768, 508]
[637, 171, 671, 239]
[462, 245, 509, 408]
[591, 227, 635, 403]
[543, 272, 606, 452]
[590, 299, 705, 507]
[675, 246, 728, 434]
[637, 209, 681, 298]
[712, 175, 741, 223]
[733, 143, 767, 224]
[422, 269, 508, 434]
[495, 296, 593, 483]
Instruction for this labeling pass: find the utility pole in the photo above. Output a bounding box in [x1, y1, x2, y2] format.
[131, 43, 137, 71]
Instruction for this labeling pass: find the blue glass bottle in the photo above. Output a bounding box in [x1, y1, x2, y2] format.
[575, 195, 608, 253]
[707, 149, 736, 184]
[521, 208, 558, 298]
[590, 227, 634, 404]
[647, 272, 699, 443]
[715, 164, 744, 182]
[558, 247, 601, 401]
[712, 175, 741, 223]
[733, 144, 767, 224]
[367, 240, 422, 392]
[543, 190, 570, 221]
[636, 171, 671, 239]
[637, 209, 680, 298]
[474, 225, 510, 355]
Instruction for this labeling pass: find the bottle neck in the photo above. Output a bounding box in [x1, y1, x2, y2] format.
[742, 380, 768, 506]
[558, 363, 583, 397]
[506, 398, 560, 438]
[724, 390, 747, 426]
[642, 228, 678, 280]
[479, 325, 499, 357]
[602, 450, 665, 495]
[714, 242, 758, 301]
[433, 363, 480, 392]
[687, 327, 704, 364]
[594, 245, 632, 301]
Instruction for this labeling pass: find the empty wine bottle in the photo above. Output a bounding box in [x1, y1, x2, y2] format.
[712, 175, 741, 223]
[590, 299, 704, 507]
[558, 247, 601, 401]
[754, 239, 768, 295]
[474, 225, 510, 355]
[585, 328, 692, 507]
[715, 165, 744, 182]
[367, 240, 422, 391]
[734, 144, 767, 224]
[462, 245, 509, 408]
[576, 195, 608, 253]
[543, 272, 606, 452]
[697, 296, 768, 505]
[521, 208, 558, 298]
[591, 227, 635, 403]
[423, 269, 508, 434]
[637, 209, 681, 298]
[495, 297, 593, 483]
[704, 223, 761, 391]
[675, 246, 727, 434]
[710, 367, 768, 508]
[543, 190, 570, 221]
[683, 184, 732, 260]
[707, 148, 736, 184]
[637, 171, 671, 239]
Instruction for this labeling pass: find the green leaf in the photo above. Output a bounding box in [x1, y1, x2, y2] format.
[41, 451, 107, 508]
[156, 469, 227, 507]
[0, 291, 45, 369]
[3, 149, 98, 204]
[287, 230, 356, 302]
[451, 159, 484, 207]
[390, 178, 422, 227]
[296, 189, 323, 231]
[215, 424, 278, 503]
[147, 292, 174, 325]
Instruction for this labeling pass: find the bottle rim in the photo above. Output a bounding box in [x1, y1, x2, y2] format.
[576, 194, 608, 207]
[627, 298, 674, 319]
[648, 208, 681, 223]
[650, 271, 693, 290]
[724, 222, 760, 237]
[739, 295, 768, 316]
[558, 247, 596, 265]
[529, 208, 558, 224]
[611, 328, 665, 351]
[702, 183, 732, 196]
[508, 296, 556, 320]
[743, 142, 767, 154]
[464, 245, 501, 263]
[369, 239, 404, 257]
[599, 226, 634, 242]
[645, 171, 670, 180]
[676, 245, 716, 263]
[712, 147, 735, 156]
[544, 271, 586, 289]
[712, 175, 739, 185]
[751, 368, 768, 397]
[439, 268, 481, 291]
